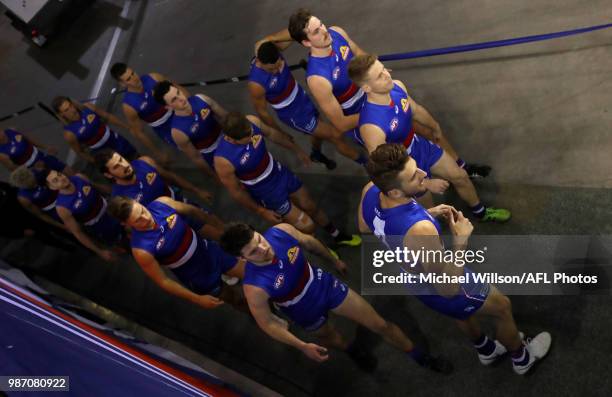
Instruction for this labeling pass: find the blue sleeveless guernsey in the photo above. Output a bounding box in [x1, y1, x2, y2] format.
[17, 185, 60, 221]
[122, 74, 174, 145]
[361, 184, 489, 320]
[111, 159, 182, 206]
[306, 28, 365, 116]
[64, 107, 136, 157]
[358, 83, 443, 176]
[0, 129, 65, 171]
[55, 175, 123, 245]
[243, 227, 348, 331]
[170, 95, 222, 167]
[214, 121, 302, 216]
[248, 56, 319, 134]
[130, 200, 236, 295]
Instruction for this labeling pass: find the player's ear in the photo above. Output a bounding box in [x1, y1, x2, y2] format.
[387, 188, 403, 199]
[301, 39, 312, 48]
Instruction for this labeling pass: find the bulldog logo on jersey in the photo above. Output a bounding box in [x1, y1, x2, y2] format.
[401, 98, 410, 113]
[390, 117, 399, 132]
[287, 246, 300, 264]
[166, 214, 177, 229]
[200, 108, 210, 120]
[146, 172, 157, 185]
[274, 273, 285, 289]
[82, 186, 91, 196]
[15, 135, 22, 142]
[332, 66, 341, 81]
[251, 134, 262, 148]
[87, 114, 96, 124]
[269, 77, 278, 89]
[155, 237, 165, 251]
[339, 45, 350, 61]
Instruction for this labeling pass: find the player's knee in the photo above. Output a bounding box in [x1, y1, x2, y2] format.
[492, 294, 513, 318]
[293, 211, 315, 234]
[449, 166, 470, 186]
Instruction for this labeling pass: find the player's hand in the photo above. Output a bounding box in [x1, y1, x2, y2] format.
[423, 178, 449, 194]
[196, 189, 214, 205]
[98, 249, 117, 262]
[427, 204, 455, 219]
[197, 295, 224, 309]
[297, 150, 312, 167]
[334, 259, 348, 276]
[259, 208, 283, 224]
[449, 210, 473, 237]
[301, 343, 329, 362]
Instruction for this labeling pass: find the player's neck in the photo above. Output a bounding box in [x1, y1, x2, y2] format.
[367, 91, 392, 105]
[60, 183, 76, 195]
[174, 103, 192, 116]
[379, 191, 413, 209]
[310, 45, 332, 58]
[115, 175, 136, 186]
[127, 82, 143, 93]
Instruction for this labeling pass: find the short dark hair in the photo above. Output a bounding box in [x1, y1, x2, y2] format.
[220, 223, 255, 256]
[108, 196, 135, 222]
[366, 143, 412, 194]
[51, 96, 70, 113]
[93, 149, 117, 174]
[288, 8, 312, 44]
[153, 80, 173, 105]
[222, 111, 252, 140]
[110, 62, 128, 81]
[348, 54, 377, 86]
[257, 42, 281, 64]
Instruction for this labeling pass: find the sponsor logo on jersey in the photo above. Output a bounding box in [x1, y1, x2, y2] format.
[82, 186, 91, 196]
[339, 45, 350, 60]
[79, 126, 86, 134]
[87, 114, 96, 124]
[10, 146, 16, 154]
[146, 172, 157, 185]
[74, 199, 83, 209]
[200, 108, 210, 120]
[240, 152, 250, 165]
[332, 66, 340, 81]
[274, 273, 285, 289]
[287, 246, 300, 264]
[401, 98, 410, 113]
[269, 77, 278, 89]
[190, 123, 199, 133]
[166, 213, 177, 229]
[140, 101, 147, 110]
[135, 193, 143, 202]
[251, 134, 262, 148]
[390, 117, 399, 132]
[155, 237, 165, 251]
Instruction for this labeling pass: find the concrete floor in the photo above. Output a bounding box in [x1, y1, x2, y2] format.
[1, 0, 612, 396]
